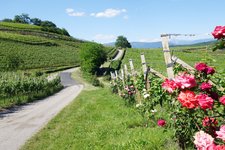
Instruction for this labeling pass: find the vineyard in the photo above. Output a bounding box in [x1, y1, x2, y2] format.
[0, 71, 63, 109]
[0, 22, 89, 71]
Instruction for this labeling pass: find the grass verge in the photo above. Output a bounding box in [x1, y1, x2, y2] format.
[21, 88, 179, 150]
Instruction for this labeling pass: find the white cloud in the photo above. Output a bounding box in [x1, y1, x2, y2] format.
[66, 8, 85, 17]
[93, 34, 116, 43]
[91, 8, 127, 18]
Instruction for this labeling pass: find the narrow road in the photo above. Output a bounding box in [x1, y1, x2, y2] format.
[0, 68, 83, 150]
[112, 49, 124, 61]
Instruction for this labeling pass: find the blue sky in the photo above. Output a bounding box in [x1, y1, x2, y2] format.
[1, 0, 225, 43]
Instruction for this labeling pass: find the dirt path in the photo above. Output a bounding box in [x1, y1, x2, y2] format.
[0, 68, 83, 150]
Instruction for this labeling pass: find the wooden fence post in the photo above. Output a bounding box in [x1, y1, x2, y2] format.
[161, 34, 174, 79]
[140, 53, 150, 90]
[120, 68, 125, 88]
[124, 64, 128, 78]
[129, 59, 135, 76]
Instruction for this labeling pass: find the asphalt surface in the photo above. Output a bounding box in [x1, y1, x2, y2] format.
[0, 68, 83, 150]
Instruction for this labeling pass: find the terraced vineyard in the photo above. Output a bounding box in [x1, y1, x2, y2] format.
[0, 22, 87, 71]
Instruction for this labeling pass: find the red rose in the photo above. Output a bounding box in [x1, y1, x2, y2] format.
[209, 91, 219, 100]
[157, 119, 166, 127]
[212, 26, 225, 40]
[205, 67, 215, 75]
[195, 63, 208, 72]
[202, 117, 218, 127]
[219, 96, 225, 105]
[200, 82, 212, 91]
[162, 79, 178, 93]
[178, 90, 198, 109]
[196, 93, 214, 110]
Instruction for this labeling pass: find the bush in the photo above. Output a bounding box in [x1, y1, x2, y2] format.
[79, 43, 107, 75]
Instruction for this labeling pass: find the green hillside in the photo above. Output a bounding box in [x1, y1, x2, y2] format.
[0, 22, 87, 71]
[122, 46, 225, 76]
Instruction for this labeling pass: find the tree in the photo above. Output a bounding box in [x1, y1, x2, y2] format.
[40, 21, 56, 28]
[14, 13, 30, 24]
[31, 18, 42, 26]
[79, 43, 107, 74]
[2, 18, 13, 22]
[61, 28, 70, 36]
[115, 35, 132, 48]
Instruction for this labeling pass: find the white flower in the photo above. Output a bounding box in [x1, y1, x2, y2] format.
[151, 109, 157, 113]
[144, 93, 150, 99]
[136, 103, 143, 108]
[143, 89, 147, 92]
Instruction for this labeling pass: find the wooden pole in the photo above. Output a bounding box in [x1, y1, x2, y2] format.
[161, 34, 174, 79]
[140, 53, 150, 90]
[129, 59, 135, 76]
[124, 64, 128, 78]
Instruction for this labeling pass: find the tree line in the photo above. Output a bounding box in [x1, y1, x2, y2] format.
[1, 13, 70, 36]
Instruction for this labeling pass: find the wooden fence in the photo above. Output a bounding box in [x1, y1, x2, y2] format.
[110, 34, 224, 103]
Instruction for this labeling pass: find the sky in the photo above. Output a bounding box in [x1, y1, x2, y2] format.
[0, 0, 225, 43]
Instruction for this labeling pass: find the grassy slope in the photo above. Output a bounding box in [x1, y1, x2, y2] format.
[122, 46, 225, 76]
[22, 88, 179, 150]
[0, 22, 85, 71]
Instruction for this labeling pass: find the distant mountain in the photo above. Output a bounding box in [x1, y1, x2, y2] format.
[104, 38, 215, 49]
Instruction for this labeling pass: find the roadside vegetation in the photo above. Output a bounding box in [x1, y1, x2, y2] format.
[0, 72, 62, 109]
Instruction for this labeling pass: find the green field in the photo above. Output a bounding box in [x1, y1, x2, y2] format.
[122, 46, 225, 76]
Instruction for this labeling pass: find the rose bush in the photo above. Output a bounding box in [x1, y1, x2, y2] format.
[212, 26, 225, 51]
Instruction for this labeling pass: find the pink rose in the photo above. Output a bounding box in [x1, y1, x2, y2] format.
[196, 94, 214, 110]
[157, 119, 166, 127]
[178, 90, 198, 109]
[212, 26, 225, 40]
[214, 145, 225, 150]
[200, 82, 212, 91]
[194, 130, 214, 150]
[195, 63, 208, 72]
[162, 79, 178, 93]
[174, 73, 196, 89]
[219, 96, 225, 105]
[216, 125, 225, 141]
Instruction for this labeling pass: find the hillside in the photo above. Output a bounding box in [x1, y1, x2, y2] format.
[0, 22, 88, 71]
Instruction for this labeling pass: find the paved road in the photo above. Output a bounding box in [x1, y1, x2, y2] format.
[0, 68, 83, 150]
[112, 49, 124, 61]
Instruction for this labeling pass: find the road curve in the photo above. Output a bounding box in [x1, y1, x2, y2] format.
[0, 68, 83, 150]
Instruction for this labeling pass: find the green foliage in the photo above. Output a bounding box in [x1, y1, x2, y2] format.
[0, 72, 63, 109]
[115, 35, 132, 48]
[110, 60, 122, 70]
[6, 54, 24, 70]
[79, 43, 107, 75]
[13, 13, 31, 24]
